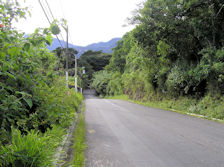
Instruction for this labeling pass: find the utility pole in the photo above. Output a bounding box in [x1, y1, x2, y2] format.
[75, 54, 78, 92]
[66, 26, 69, 88]
[81, 67, 85, 94]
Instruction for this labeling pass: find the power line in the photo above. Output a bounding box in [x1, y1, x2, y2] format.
[57, 0, 78, 91]
[44, 0, 55, 20]
[44, 0, 65, 44]
[44, 0, 66, 46]
[38, 0, 63, 48]
[39, 0, 51, 24]
[42, 0, 76, 47]
[57, 0, 75, 47]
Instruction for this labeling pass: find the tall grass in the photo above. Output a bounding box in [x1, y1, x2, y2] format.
[0, 129, 53, 167]
[72, 104, 86, 167]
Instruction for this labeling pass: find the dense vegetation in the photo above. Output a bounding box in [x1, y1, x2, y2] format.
[73, 104, 86, 167]
[78, 50, 111, 88]
[53, 47, 78, 72]
[92, 0, 224, 119]
[0, 1, 83, 166]
[52, 49, 111, 89]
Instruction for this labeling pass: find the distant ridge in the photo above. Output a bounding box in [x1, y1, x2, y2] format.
[48, 38, 121, 57]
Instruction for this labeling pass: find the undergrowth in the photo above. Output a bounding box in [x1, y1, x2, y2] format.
[0, 129, 53, 167]
[0, 78, 84, 167]
[72, 104, 86, 167]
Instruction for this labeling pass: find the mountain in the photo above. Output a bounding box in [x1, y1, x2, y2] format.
[48, 37, 121, 57]
[85, 38, 121, 54]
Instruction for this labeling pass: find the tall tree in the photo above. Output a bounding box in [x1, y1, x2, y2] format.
[52, 47, 78, 70]
[78, 50, 112, 88]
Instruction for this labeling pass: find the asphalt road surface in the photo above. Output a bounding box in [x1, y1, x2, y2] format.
[84, 91, 224, 167]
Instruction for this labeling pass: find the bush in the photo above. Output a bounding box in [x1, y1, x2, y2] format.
[91, 71, 112, 96]
[0, 78, 84, 166]
[165, 65, 189, 96]
[0, 1, 84, 166]
[106, 72, 123, 96]
[0, 129, 53, 167]
[0, 0, 64, 144]
[122, 70, 154, 99]
[36, 78, 83, 129]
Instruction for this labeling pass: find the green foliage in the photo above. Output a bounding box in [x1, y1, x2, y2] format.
[79, 51, 111, 72]
[0, 2, 84, 166]
[50, 21, 61, 35]
[196, 94, 224, 119]
[157, 40, 171, 57]
[106, 72, 123, 96]
[91, 70, 112, 96]
[99, 0, 224, 97]
[165, 64, 190, 96]
[0, 0, 59, 144]
[52, 47, 78, 70]
[0, 78, 83, 166]
[0, 129, 53, 167]
[0, 0, 29, 26]
[68, 76, 82, 89]
[198, 47, 224, 94]
[78, 50, 111, 88]
[91, 0, 224, 119]
[73, 105, 86, 167]
[36, 78, 83, 129]
[129, 0, 224, 95]
[122, 70, 154, 100]
[106, 33, 134, 73]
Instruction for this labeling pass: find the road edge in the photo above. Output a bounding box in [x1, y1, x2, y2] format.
[106, 95, 224, 124]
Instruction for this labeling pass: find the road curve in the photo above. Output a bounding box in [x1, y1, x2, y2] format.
[85, 93, 224, 167]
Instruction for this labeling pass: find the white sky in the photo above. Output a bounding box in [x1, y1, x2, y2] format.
[15, 0, 143, 46]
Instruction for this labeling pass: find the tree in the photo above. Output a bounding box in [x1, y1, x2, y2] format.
[78, 50, 111, 88]
[95, 0, 224, 97]
[0, 0, 58, 144]
[52, 47, 78, 70]
[106, 32, 134, 73]
[130, 0, 224, 95]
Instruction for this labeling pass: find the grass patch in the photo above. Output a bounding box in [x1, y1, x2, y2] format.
[106, 95, 224, 123]
[106, 95, 185, 113]
[0, 129, 54, 167]
[72, 104, 86, 167]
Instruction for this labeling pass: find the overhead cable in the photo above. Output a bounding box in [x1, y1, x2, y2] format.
[58, 0, 76, 47]
[44, 0, 65, 44]
[38, 0, 63, 48]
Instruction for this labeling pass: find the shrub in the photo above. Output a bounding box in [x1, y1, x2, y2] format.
[35, 78, 83, 129]
[106, 72, 123, 96]
[91, 71, 112, 96]
[0, 129, 53, 167]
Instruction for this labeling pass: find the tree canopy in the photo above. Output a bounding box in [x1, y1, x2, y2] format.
[92, 0, 224, 98]
[78, 50, 111, 88]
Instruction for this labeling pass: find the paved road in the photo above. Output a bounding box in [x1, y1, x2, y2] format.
[85, 92, 224, 167]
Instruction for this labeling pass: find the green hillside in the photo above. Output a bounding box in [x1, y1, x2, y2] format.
[91, 0, 224, 119]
